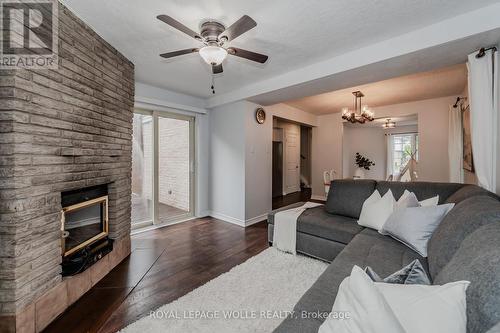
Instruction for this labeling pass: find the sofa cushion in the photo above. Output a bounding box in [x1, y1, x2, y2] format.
[434, 223, 500, 333]
[445, 184, 499, 204]
[376, 181, 464, 204]
[325, 179, 376, 218]
[268, 224, 346, 262]
[273, 229, 427, 333]
[427, 196, 500, 279]
[297, 206, 363, 244]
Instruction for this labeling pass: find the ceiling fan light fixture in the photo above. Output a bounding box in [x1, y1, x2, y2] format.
[199, 46, 228, 65]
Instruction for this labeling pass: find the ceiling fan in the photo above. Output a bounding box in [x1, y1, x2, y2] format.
[157, 14, 268, 74]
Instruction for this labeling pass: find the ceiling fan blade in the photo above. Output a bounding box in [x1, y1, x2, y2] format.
[219, 15, 256, 42]
[212, 63, 223, 74]
[157, 15, 202, 40]
[160, 48, 199, 59]
[227, 47, 268, 63]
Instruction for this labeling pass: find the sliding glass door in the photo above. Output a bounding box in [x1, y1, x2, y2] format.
[131, 109, 194, 229]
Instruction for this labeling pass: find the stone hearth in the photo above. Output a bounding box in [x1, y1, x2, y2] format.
[0, 3, 134, 332]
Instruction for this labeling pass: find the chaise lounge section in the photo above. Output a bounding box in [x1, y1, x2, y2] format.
[268, 180, 500, 333]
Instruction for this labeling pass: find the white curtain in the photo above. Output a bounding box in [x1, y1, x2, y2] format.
[386, 134, 394, 180]
[448, 105, 463, 183]
[467, 49, 498, 192]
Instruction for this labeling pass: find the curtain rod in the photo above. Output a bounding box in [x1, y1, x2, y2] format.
[384, 132, 418, 136]
[475, 46, 498, 58]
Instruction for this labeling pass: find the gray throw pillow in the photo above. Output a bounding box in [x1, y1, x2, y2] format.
[364, 259, 431, 285]
[381, 203, 455, 257]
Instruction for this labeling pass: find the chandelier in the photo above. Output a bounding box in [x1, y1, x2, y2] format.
[382, 118, 396, 129]
[341, 91, 374, 124]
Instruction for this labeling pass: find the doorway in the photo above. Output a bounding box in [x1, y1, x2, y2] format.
[272, 117, 312, 209]
[131, 109, 195, 229]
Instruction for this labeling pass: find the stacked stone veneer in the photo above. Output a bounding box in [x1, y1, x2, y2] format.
[0, 3, 134, 332]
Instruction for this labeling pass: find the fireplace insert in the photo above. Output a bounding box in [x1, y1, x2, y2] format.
[61, 184, 111, 250]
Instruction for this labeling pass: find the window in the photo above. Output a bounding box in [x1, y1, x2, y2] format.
[131, 109, 195, 229]
[391, 133, 418, 176]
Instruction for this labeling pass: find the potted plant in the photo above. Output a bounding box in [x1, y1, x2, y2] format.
[354, 153, 375, 179]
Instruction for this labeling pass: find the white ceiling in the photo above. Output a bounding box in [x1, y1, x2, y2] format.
[61, 0, 497, 99]
[286, 64, 467, 115]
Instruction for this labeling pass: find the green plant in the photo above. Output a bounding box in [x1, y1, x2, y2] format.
[355, 152, 375, 170]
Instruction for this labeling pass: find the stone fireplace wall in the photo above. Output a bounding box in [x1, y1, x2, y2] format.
[0, 3, 134, 332]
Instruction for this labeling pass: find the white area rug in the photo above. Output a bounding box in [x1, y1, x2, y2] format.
[120, 248, 328, 333]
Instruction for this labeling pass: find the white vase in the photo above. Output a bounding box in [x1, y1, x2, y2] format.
[354, 168, 366, 179]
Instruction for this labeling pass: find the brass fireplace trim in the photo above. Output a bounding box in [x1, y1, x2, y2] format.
[61, 195, 109, 257]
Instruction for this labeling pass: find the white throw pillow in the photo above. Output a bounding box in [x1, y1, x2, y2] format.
[401, 189, 439, 207]
[318, 266, 404, 333]
[419, 195, 439, 206]
[319, 266, 470, 333]
[375, 280, 470, 333]
[358, 190, 395, 231]
[381, 203, 455, 257]
[395, 190, 420, 211]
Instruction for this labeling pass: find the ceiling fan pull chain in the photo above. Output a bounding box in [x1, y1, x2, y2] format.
[211, 75, 216, 94]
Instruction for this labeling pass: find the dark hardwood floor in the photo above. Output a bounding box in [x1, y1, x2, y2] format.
[272, 187, 319, 210]
[43, 217, 269, 333]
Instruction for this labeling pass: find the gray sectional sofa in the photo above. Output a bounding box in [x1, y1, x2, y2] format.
[267, 180, 500, 333]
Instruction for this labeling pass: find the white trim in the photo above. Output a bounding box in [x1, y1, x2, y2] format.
[209, 211, 246, 227]
[131, 216, 198, 235]
[196, 210, 211, 218]
[208, 211, 268, 227]
[135, 97, 207, 115]
[244, 213, 268, 227]
[311, 195, 327, 201]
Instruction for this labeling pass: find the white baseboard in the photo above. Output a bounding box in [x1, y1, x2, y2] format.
[209, 211, 246, 227]
[244, 213, 268, 226]
[196, 210, 211, 218]
[209, 211, 268, 227]
[311, 195, 327, 201]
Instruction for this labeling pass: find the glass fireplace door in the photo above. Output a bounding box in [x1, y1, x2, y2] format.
[131, 109, 194, 229]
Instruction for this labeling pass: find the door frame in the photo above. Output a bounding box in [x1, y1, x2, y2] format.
[283, 124, 301, 195]
[132, 108, 196, 229]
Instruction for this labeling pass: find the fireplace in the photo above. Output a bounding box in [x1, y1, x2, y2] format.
[62, 196, 108, 257]
[61, 185, 113, 276]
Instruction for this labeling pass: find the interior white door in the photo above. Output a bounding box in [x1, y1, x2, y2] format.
[284, 125, 300, 194]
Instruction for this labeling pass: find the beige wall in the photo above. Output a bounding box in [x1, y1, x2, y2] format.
[311, 96, 456, 198]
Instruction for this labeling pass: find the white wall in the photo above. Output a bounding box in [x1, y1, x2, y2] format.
[342, 125, 418, 180]
[373, 97, 454, 183]
[208, 102, 318, 225]
[311, 112, 343, 199]
[209, 101, 247, 222]
[342, 127, 387, 180]
[250, 104, 317, 220]
[245, 102, 272, 222]
[311, 96, 455, 198]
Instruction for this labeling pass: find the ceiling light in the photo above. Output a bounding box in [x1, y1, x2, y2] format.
[382, 118, 396, 129]
[341, 91, 375, 124]
[199, 46, 228, 65]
